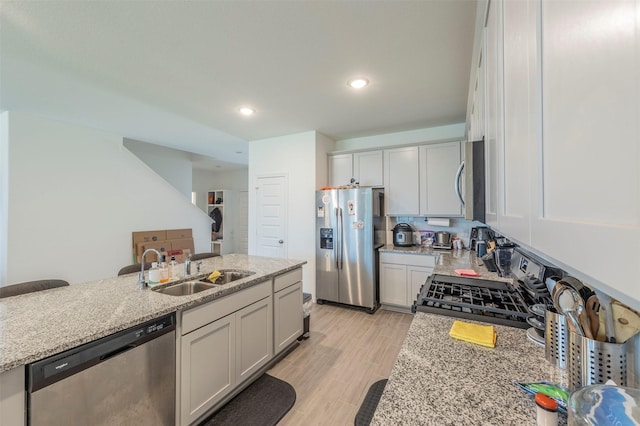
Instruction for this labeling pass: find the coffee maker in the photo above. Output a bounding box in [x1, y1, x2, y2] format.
[469, 226, 493, 251]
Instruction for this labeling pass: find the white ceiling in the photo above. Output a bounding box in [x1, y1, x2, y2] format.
[0, 1, 477, 169]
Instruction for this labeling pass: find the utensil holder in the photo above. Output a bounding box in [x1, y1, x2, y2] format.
[545, 310, 570, 370]
[568, 331, 628, 390]
[626, 332, 640, 388]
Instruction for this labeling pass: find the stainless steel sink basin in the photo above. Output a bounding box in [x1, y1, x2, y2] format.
[199, 270, 255, 285]
[152, 281, 216, 296]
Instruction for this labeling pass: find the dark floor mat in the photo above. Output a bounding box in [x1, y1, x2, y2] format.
[354, 379, 388, 426]
[198, 374, 296, 426]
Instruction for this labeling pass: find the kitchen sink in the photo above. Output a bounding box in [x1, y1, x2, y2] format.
[152, 270, 256, 296]
[200, 270, 255, 285]
[152, 281, 216, 296]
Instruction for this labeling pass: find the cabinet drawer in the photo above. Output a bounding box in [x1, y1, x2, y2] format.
[181, 281, 270, 335]
[380, 252, 436, 268]
[273, 268, 303, 292]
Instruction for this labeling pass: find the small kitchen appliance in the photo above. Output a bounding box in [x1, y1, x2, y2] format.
[469, 226, 492, 251]
[432, 231, 453, 250]
[392, 223, 414, 247]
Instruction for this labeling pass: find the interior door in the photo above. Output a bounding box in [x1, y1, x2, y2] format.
[255, 175, 287, 258]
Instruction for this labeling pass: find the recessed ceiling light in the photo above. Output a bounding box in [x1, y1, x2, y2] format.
[239, 107, 255, 116]
[348, 78, 369, 89]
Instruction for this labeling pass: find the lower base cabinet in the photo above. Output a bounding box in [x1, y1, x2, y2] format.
[274, 281, 303, 354]
[380, 252, 435, 311]
[179, 281, 272, 426]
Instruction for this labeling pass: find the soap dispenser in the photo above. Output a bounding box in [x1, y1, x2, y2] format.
[148, 262, 161, 285]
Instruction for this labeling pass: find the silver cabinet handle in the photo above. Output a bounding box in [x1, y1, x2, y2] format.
[278, 240, 284, 244]
[455, 161, 465, 206]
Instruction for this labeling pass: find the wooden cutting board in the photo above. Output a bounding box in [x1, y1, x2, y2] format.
[596, 300, 640, 343]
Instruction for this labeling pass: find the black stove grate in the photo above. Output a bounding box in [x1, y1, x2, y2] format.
[412, 274, 532, 329]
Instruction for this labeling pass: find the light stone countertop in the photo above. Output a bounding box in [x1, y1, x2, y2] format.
[379, 244, 512, 282]
[0, 254, 306, 372]
[371, 312, 569, 425]
[374, 246, 567, 425]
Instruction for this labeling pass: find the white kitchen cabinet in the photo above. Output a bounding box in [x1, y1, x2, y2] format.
[236, 297, 273, 383]
[181, 314, 235, 426]
[273, 268, 303, 355]
[384, 146, 420, 216]
[328, 153, 353, 187]
[380, 252, 435, 311]
[499, 0, 536, 245]
[380, 263, 407, 307]
[353, 150, 383, 186]
[483, 0, 502, 229]
[0, 367, 24, 426]
[531, 0, 640, 305]
[328, 151, 383, 187]
[179, 281, 272, 425]
[418, 142, 463, 216]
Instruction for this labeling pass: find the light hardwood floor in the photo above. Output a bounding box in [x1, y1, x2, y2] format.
[268, 303, 413, 425]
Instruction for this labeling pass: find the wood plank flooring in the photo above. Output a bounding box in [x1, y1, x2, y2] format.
[267, 303, 413, 425]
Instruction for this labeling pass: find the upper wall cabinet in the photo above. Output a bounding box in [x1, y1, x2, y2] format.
[499, 0, 537, 244]
[419, 142, 463, 216]
[328, 153, 353, 187]
[384, 146, 420, 216]
[471, 0, 640, 307]
[531, 0, 640, 305]
[328, 151, 383, 187]
[353, 151, 383, 187]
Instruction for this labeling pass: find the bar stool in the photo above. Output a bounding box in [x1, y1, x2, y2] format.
[0, 279, 70, 299]
[190, 253, 220, 261]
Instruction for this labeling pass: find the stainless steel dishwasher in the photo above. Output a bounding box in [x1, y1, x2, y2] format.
[27, 313, 176, 426]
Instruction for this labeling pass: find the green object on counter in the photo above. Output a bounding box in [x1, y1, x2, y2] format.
[514, 381, 570, 413]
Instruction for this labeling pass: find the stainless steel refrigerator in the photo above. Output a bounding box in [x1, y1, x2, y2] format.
[316, 187, 384, 313]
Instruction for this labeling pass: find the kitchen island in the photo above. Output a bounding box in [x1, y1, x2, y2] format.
[0, 254, 306, 372]
[373, 247, 569, 425]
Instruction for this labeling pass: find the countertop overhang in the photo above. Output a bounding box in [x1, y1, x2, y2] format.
[0, 254, 306, 372]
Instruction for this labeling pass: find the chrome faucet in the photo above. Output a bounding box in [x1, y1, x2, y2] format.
[138, 248, 161, 290]
[184, 254, 192, 277]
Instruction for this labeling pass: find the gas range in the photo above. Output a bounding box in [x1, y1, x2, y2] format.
[412, 274, 535, 328]
[412, 246, 563, 329]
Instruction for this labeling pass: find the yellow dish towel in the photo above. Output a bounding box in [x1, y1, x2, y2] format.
[449, 320, 497, 348]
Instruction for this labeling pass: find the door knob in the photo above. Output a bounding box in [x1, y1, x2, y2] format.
[279, 240, 284, 244]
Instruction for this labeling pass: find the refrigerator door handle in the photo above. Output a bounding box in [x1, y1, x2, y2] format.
[339, 207, 344, 270]
[333, 207, 340, 269]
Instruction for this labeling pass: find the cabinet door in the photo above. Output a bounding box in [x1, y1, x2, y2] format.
[407, 266, 433, 306]
[380, 263, 408, 307]
[533, 0, 640, 307]
[181, 315, 235, 426]
[384, 147, 420, 216]
[354, 150, 383, 187]
[500, 0, 536, 245]
[236, 297, 273, 383]
[328, 154, 353, 187]
[419, 142, 463, 216]
[484, 0, 502, 229]
[274, 282, 303, 355]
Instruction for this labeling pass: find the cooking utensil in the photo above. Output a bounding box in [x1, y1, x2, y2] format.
[598, 300, 640, 342]
[579, 311, 593, 339]
[553, 283, 585, 336]
[585, 294, 600, 339]
[596, 290, 616, 343]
